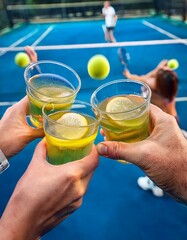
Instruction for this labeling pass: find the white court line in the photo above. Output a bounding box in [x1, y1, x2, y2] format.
[0, 39, 187, 52]
[32, 25, 54, 46]
[143, 20, 187, 45]
[0, 101, 17, 106]
[0, 29, 38, 56]
[0, 97, 187, 107]
[176, 97, 187, 102]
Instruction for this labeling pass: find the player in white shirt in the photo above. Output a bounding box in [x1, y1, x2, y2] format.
[102, 1, 118, 42]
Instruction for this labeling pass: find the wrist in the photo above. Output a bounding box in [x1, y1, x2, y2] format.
[0, 222, 15, 240]
[0, 138, 11, 159]
[171, 148, 187, 205]
[1, 191, 40, 240]
[175, 174, 187, 205]
[0, 149, 9, 174]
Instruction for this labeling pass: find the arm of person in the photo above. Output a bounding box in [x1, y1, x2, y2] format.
[25, 46, 38, 63]
[143, 59, 168, 78]
[114, 14, 118, 26]
[123, 69, 148, 82]
[123, 69, 155, 90]
[123, 60, 168, 88]
[0, 96, 44, 159]
[0, 141, 99, 240]
[97, 104, 187, 205]
[102, 7, 106, 17]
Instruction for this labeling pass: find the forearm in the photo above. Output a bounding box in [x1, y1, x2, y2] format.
[0, 193, 39, 240]
[0, 222, 40, 240]
[0, 221, 15, 240]
[124, 71, 146, 82]
[0, 124, 12, 158]
[170, 172, 187, 205]
[0, 213, 30, 240]
[144, 68, 158, 78]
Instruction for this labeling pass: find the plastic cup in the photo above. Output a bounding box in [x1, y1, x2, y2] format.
[91, 79, 151, 143]
[24, 60, 81, 128]
[42, 100, 100, 165]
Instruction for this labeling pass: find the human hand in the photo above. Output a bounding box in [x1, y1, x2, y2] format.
[25, 46, 38, 62]
[156, 59, 168, 70]
[0, 96, 44, 158]
[123, 69, 130, 78]
[0, 140, 99, 240]
[97, 104, 187, 204]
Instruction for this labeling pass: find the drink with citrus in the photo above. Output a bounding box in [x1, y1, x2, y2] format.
[91, 79, 151, 143]
[43, 101, 100, 165]
[24, 61, 81, 128]
[97, 94, 149, 142]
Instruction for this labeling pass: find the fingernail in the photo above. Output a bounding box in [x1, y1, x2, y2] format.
[97, 143, 108, 155]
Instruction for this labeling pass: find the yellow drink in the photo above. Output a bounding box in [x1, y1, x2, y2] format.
[91, 79, 151, 164]
[27, 74, 77, 128]
[24, 61, 81, 128]
[27, 87, 75, 128]
[43, 101, 100, 165]
[98, 95, 149, 143]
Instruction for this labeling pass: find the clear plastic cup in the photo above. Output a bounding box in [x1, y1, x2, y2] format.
[91, 79, 151, 143]
[24, 60, 81, 128]
[42, 100, 100, 165]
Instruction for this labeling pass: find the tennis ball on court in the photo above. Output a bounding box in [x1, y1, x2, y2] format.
[167, 59, 179, 70]
[15, 52, 30, 68]
[87, 54, 110, 80]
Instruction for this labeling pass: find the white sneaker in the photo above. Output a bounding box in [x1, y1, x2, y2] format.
[137, 176, 154, 190]
[151, 185, 164, 197]
[137, 176, 164, 197]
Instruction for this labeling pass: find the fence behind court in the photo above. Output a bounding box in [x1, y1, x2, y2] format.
[1, 0, 187, 31]
[2, 0, 154, 26]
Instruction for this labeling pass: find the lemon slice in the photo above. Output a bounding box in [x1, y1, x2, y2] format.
[57, 113, 88, 140]
[106, 96, 137, 120]
[35, 86, 74, 102]
[38, 86, 73, 98]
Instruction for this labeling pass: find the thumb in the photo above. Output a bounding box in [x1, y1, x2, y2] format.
[31, 139, 47, 164]
[97, 140, 149, 167]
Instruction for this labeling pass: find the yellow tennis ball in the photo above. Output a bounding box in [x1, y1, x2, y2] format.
[15, 52, 30, 68]
[167, 59, 179, 70]
[87, 54, 110, 80]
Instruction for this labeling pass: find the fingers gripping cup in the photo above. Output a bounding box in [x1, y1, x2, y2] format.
[91, 79, 151, 143]
[43, 101, 100, 165]
[24, 61, 81, 128]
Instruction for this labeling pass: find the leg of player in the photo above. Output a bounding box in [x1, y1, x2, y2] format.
[105, 30, 110, 42]
[109, 29, 116, 43]
[102, 25, 110, 42]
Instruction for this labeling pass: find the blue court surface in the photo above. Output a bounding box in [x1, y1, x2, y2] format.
[0, 16, 187, 240]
